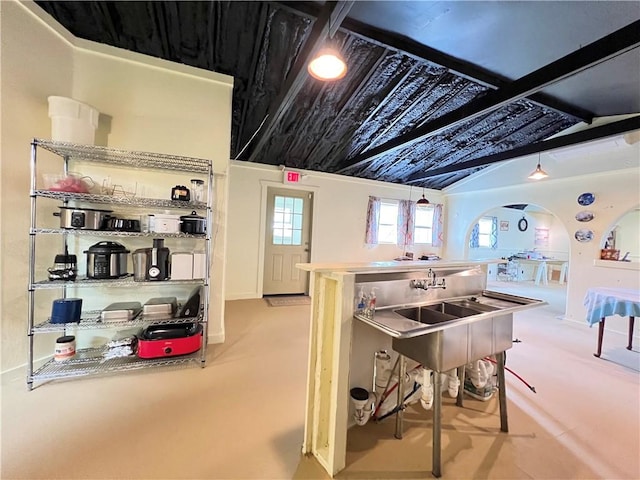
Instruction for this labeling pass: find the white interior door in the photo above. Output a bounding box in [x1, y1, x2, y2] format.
[263, 187, 312, 295]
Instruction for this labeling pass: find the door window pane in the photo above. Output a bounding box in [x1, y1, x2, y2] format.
[272, 195, 304, 246]
[293, 198, 303, 214]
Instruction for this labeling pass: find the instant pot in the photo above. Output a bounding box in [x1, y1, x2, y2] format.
[84, 241, 129, 279]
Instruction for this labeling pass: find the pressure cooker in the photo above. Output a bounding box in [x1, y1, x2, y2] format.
[84, 241, 130, 279]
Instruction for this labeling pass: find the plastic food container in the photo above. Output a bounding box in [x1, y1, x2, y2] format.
[48, 96, 100, 145]
[54, 335, 76, 361]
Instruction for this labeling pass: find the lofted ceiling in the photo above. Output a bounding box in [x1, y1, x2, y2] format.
[35, 1, 640, 190]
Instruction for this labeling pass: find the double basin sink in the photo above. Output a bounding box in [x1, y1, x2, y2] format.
[356, 292, 545, 372]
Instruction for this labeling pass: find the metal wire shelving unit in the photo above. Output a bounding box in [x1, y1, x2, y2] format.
[27, 139, 214, 389]
[32, 349, 202, 382]
[33, 310, 203, 333]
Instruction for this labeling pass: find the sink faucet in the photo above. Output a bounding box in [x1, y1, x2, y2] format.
[410, 269, 446, 290]
[410, 278, 429, 289]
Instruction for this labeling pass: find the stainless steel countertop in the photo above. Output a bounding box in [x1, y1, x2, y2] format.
[354, 290, 547, 339]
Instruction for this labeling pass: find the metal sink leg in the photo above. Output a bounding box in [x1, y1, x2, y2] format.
[496, 351, 508, 432]
[432, 372, 442, 478]
[394, 355, 407, 439]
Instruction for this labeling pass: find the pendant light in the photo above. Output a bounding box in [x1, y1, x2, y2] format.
[307, 14, 347, 81]
[528, 153, 549, 180]
[416, 187, 430, 206]
[308, 47, 347, 80]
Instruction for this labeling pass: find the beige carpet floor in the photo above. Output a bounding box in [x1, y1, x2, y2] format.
[1, 281, 638, 479]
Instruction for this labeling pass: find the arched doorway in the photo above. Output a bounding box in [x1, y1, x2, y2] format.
[465, 203, 570, 317]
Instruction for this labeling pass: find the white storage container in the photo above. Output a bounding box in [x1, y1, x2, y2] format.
[48, 96, 100, 145]
[171, 252, 193, 280]
[149, 214, 181, 234]
[193, 252, 207, 279]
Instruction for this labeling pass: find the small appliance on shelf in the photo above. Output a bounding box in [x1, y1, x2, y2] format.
[171, 185, 190, 201]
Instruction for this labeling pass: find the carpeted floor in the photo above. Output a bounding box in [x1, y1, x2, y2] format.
[1, 283, 638, 479]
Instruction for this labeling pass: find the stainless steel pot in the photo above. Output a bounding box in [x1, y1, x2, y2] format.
[84, 241, 129, 279]
[54, 206, 112, 230]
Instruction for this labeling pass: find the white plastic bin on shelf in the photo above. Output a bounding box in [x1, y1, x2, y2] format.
[193, 252, 207, 279]
[48, 96, 100, 145]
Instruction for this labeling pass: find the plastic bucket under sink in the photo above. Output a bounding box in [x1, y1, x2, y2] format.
[48, 96, 100, 145]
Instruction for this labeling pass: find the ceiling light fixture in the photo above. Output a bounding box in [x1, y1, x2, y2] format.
[416, 187, 430, 205]
[528, 153, 549, 180]
[308, 13, 347, 81]
[308, 47, 347, 80]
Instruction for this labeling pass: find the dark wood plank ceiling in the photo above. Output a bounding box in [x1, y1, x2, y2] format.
[35, 1, 640, 190]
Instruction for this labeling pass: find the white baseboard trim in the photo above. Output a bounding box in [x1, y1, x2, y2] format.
[207, 332, 225, 344]
[226, 293, 261, 301]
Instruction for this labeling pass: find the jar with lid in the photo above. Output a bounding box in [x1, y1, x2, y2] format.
[190, 179, 205, 204]
[54, 335, 76, 361]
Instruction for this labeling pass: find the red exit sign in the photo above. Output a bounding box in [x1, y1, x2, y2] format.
[284, 170, 301, 184]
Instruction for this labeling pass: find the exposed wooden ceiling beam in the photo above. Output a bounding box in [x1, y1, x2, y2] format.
[337, 20, 640, 174]
[240, 0, 355, 163]
[405, 116, 640, 182]
[278, 1, 594, 123]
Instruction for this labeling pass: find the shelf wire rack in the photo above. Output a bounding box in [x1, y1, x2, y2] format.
[31, 349, 202, 382]
[34, 138, 211, 173]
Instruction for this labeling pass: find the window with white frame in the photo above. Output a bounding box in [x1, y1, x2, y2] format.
[374, 200, 435, 245]
[478, 216, 494, 248]
[414, 205, 434, 244]
[378, 201, 398, 244]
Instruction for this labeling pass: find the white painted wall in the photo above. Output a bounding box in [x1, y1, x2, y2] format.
[226, 161, 444, 299]
[1, 0, 74, 372]
[70, 41, 233, 348]
[444, 145, 640, 334]
[0, 1, 233, 372]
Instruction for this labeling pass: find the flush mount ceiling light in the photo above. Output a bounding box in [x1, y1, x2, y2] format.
[416, 187, 430, 205]
[528, 153, 549, 180]
[308, 46, 347, 81]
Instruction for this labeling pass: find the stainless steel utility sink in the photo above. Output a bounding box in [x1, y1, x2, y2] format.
[393, 305, 458, 325]
[391, 298, 513, 372]
[393, 299, 498, 324]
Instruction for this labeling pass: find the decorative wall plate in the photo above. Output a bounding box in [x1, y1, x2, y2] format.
[577, 192, 595, 206]
[575, 211, 594, 222]
[575, 229, 594, 242]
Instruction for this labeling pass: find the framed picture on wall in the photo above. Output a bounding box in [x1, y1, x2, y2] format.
[535, 227, 549, 246]
[500, 220, 509, 231]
